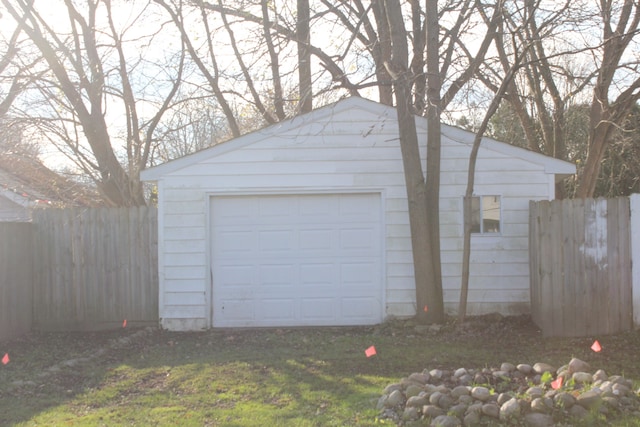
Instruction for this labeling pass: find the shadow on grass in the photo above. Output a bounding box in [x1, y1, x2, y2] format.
[1, 322, 640, 426]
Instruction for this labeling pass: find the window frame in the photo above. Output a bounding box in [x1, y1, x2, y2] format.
[468, 194, 502, 235]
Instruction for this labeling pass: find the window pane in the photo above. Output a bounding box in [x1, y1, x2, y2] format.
[470, 196, 481, 233]
[482, 196, 500, 233]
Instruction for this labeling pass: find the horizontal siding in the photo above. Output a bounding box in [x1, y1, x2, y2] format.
[157, 103, 562, 326]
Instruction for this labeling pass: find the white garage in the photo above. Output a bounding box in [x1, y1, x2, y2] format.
[140, 96, 575, 331]
[210, 193, 383, 327]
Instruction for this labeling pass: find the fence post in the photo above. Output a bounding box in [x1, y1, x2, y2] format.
[631, 194, 640, 328]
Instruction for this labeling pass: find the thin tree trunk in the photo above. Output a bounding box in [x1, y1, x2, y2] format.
[297, 0, 312, 114]
[424, 0, 444, 323]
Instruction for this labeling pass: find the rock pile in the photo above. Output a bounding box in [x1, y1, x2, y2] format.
[377, 358, 640, 426]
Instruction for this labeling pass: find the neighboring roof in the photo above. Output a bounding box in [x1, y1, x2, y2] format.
[0, 151, 103, 209]
[141, 96, 576, 181]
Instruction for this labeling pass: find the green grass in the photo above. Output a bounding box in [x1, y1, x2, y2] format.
[1, 318, 640, 426]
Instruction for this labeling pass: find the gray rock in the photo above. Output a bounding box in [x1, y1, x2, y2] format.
[524, 412, 555, 427]
[439, 394, 455, 410]
[423, 405, 446, 418]
[458, 373, 473, 385]
[499, 397, 521, 421]
[481, 403, 500, 418]
[408, 372, 430, 384]
[406, 395, 428, 408]
[501, 362, 516, 372]
[405, 384, 423, 398]
[569, 404, 589, 419]
[576, 389, 602, 409]
[533, 362, 555, 375]
[473, 373, 487, 384]
[383, 383, 402, 394]
[386, 389, 404, 407]
[517, 364, 533, 374]
[458, 395, 474, 405]
[430, 369, 444, 381]
[572, 371, 593, 384]
[497, 392, 512, 405]
[568, 358, 590, 374]
[463, 411, 481, 427]
[471, 386, 491, 402]
[402, 406, 419, 421]
[612, 382, 631, 396]
[530, 398, 549, 413]
[466, 402, 483, 415]
[431, 415, 461, 427]
[492, 370, 510, 380]
[609, 375, 625, 385]
[603, 396, 620, 409]
[593, 369, 608, 382]
[454, 367, 468, 378]
[553, 392, 576, 409]
[430, 391, 444, 405]
[526, 386, 544, 399]
[424, 384, 438, 394]
[449, 403, 467, 419]
[451, 385, 470, 398]
[376, 395, 388, 410]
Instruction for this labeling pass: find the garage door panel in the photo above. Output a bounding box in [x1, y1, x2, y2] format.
[216, 230, 255, 254]
[299, 229, 333, 250]
[218, 265, 254, 286]
[300, 263, 335, 286]
[340, 228, 376, 249]
[211, 193, 383, 327]
[261, 299, 296, 320]
[260, 264, 295, 286]
[341, 297, 379, 320]
[219, 299, 255, 322]
[259, 230, 294, 252]
[341, 262, 376, 284]
[300, 298, 335, 320]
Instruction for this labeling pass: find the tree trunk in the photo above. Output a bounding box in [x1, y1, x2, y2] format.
[423, 0, 444, 323]
[297, 0, 312, 113]
[384, 0, 444, 324]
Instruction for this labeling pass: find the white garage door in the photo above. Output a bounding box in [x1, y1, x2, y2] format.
[210, 193, 383, 327]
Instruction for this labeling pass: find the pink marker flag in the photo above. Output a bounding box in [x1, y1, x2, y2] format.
[423, 305, 428, 313]
[123, 319, 127, 328]
[2, 353, 9, 365]
[551, 376, 563, 390]
[591, 340, 602, 352]
[365, 346, 377, 358]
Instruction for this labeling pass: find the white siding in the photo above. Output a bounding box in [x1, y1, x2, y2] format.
[145, 97, 573, 329]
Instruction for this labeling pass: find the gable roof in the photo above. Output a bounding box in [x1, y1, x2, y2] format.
[141, 96, 575, 181]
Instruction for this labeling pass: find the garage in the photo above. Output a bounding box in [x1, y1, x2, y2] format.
[210, 192, 383, 327]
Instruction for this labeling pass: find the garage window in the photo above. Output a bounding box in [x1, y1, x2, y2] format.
[471, 195, 501, 234]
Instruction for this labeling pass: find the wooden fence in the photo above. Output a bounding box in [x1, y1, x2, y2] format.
[529, 197, 632, 337]
[31, 206, 158, 331]
[0, 222, 33, 342]
[0, 207, 158, 339]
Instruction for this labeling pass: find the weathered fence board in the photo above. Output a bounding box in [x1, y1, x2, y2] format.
[0, 222, 33, 342]
[31, 207, 158, 331]
[530, 198, 632, 337]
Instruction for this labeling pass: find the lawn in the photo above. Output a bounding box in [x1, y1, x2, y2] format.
[1, 315, 639, 426]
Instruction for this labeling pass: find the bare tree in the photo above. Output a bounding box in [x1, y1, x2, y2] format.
[480, 0, 640, 198]
[1, 0, 184, 206]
